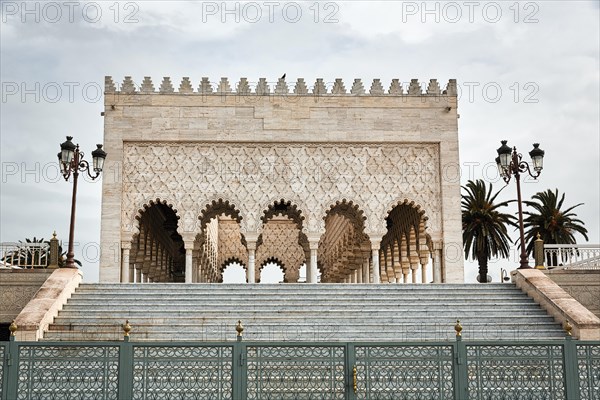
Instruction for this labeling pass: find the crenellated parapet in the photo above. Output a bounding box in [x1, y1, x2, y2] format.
[104, 76, 457, 96]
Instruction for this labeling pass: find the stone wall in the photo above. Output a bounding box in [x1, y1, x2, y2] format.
[544, 269, 600, 318]
[0, 269, 53, 323]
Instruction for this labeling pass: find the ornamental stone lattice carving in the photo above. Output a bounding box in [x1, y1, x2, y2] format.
[100, 76, 463, 284]
[121, 142, 441, 237]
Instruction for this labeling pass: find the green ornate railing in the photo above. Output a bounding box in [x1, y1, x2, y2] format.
[1, 335, 598, 399]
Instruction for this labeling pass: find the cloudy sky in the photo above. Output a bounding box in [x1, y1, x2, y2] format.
[1, 1, 598, 283]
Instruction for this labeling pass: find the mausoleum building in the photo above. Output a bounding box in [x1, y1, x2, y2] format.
[99, 76, 464, 284]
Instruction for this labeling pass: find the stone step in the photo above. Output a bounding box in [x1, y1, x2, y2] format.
[54, 311, 553, 325]
[65, 298, 534, 307]
[43, 322, 566, 342]
[55, 307, 547, 317]
[76, 283, 519, 289]
[68, 288, 531, 296]
[73, 288, 525, 295]
[44, 283, 565, 342]
[61, 299, 540, 312]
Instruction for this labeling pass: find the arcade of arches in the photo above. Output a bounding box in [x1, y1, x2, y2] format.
[100, 76, 463, 283]
[122, 199, 443, 284]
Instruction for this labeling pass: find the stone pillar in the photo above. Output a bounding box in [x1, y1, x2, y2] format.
[410, 257, 419, 284]
[433, 242, 442, 283]
[402, 265, 410, 283]
[370, 238, 381, 284]
[48, 231, 60, 268]
[247, 242, 256, 284]
[357, 267, 362, 283]
[307, 237, 319, 283]
[197, 260, 203, 283]
[363, 257, 370, 283]
[244, 234, 258, 284]
[184, 241, 194, 283]
[129, 263, 134, 283]
[534, 234, 545, 269]
[394, 264, 403, 284]
[420, 250, 429, 284]
[351, 270, 357, 283]
[121, 242, 131, 283]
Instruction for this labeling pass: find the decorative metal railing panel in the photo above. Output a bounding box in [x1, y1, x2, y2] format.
[2, 338, 598, 399]
[0, 344, 5, 393]
[544, 244, 600, 269]
[466, 344, 566, 400]
[246, 345, 346, 399]
[132, 345, 233, 400]
[16, 345, 119, 400]
[578, 343, 600, 400]
[354, 344, 454, 400]
[0, 242, 49, 269]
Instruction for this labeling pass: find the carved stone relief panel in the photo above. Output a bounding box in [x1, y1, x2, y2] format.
[121, 143, 441, 238]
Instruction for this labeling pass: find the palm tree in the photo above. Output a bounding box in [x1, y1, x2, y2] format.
[462, 180, 517, 283]
[523, 189, 588, 264]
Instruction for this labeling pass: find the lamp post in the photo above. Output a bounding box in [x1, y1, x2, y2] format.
[495, 140, 545, 269]
[58, 136, 107, 268]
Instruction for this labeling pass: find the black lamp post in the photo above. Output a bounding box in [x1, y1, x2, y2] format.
[58, 136, 107, 268]
[495, 140, 545, 269]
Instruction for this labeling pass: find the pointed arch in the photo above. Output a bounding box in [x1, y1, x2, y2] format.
[322, 199, 368, 234]
[129, 200, 185, 283]
[384, 199, 430, 230]
[219, 257, 247, 272]
[198, 199, 243, 232]
[221, 258, 247, 283]
[379, 199, 433, 284]
[255, 199, 307, 283]
[319, 199, 370, 283]
[261, 198, 306, 232]
[194, 199, 246, 283]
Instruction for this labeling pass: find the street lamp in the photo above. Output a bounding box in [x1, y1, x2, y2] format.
[58, 136, 107, 268]
[495, 140, 545, 269]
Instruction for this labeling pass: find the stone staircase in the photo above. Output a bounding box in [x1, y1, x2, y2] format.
[43, 283, 566, 342]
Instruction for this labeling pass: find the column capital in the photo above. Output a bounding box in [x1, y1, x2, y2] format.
[121, 241, 132, 250]
[369, 238, 381, 250]
[182, 232, 196, 244]
[244, 232, 260, 243]
[307, 233, 321, 248]
[246, 241, 257, 251]
[369, 234, 382, 241]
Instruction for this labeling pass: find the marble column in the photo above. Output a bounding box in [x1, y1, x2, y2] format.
[307, 238, 319, 283]
[247, 243, 256, 284]
[433, 242, 442, 283]
[363, 258, 370, 283]
[370, 238, 381, 284]
[184, 240, 194, 283]
[121, 242, 131, 283]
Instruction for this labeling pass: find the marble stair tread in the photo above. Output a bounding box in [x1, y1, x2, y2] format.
[43, 283, 565, 342]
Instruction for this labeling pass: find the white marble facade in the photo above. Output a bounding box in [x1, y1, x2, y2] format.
[99, 76, 464, 284]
